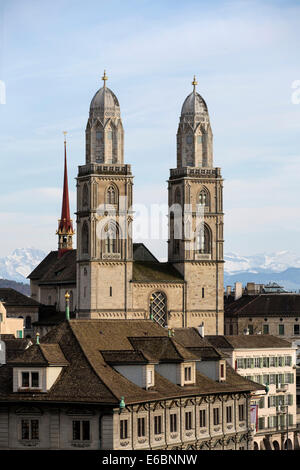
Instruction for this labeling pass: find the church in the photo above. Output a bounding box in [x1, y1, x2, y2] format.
[29, 73, 224, 335]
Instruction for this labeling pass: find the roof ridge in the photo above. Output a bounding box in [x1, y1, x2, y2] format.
[68, 322, 120, 402]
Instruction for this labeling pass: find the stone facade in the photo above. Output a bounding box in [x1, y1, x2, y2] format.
[74, 76, 224, 335]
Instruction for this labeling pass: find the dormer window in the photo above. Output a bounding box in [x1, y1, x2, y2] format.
[219, 361, 226, 382]
[20, 371, 40, 389]
[182, 363, 196, 385]
[184, 366, 192, 382]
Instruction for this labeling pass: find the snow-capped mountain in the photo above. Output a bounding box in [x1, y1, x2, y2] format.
[2, 247, 300, 291]
[0, 248, 46, 283]
[224, 251, 300, 275]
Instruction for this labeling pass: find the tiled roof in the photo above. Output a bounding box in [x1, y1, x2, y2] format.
[28, 245, 182, 285]
[173, 328, 225, 360]
[9, 343, 69, 366]
[0, 320, 262, 406]
[225, 294, 300, 317]
[27, 250, 76, 284]
[1, 337, 32, 362]
[206, 335, 293, 350]
[132, 261, 184, 283]
[128, 337, 199, 362]
[0, 288, 41, 307]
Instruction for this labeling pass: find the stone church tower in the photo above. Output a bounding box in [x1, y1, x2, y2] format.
[168, 77, 224, 334]
[76, 72, 133, 318]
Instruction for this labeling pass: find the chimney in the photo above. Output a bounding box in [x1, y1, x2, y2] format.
[235, 282, 243, 301]
[0, 340, 6, 366]
[226, 286, 232, 297]
[198, 322, 205, 337]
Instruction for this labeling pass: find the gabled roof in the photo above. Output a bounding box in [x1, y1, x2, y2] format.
[172, 328, 225, 360]
[0, 288, 40, 307]
[9, 343, 69, 366]
[128, 336, 199, 363]
[28, 250, 76, 284]
[206, 335, 293, 350]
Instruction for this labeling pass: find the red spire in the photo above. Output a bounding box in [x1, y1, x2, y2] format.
[57, 132, 74, 258]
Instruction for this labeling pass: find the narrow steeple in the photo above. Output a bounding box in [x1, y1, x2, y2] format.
[57, 132, 75, 258]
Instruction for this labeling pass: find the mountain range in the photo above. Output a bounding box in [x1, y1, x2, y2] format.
[1, 248, 300, 293]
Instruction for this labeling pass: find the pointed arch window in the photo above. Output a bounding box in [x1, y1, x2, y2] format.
[82, 184, 89, 207]
[82, 223, 89, 254]
[106, 185, 117, 205]
[196, 225, 211, 254]
[198, 188, 210, 210]
[174, 187, 181, 205]
[103, 222, 120, 254]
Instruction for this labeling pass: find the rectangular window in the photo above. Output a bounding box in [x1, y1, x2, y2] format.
[248, 325, 254, 335]
[263, 357, 269, 368]
[226, 406, 232, 423]
[279, 324, 285, 335]
[258, 397, 265, 409]
[199, 409, 206, 428]
[120, 419, 128, 440]
[147, 369, 153, 386]
[73, 420, 90, 441]
[154, 415, 162, 435]
[31, 372, 39, 388]
[21, 419, 39, 441]
[270, 356, 276, 367]
[185, 411, 192, 431]
[202, 287, 205, 298]
[258, 417, 265, 430]
[22, 372, 30, 388]
[21, 371, 39, 389]
[170, 413, 177, 433]
[213, 408, 220, 426]
[238, 404, 245, 421]
[294, 324, 300, 335]
[263, 324, 269, 335]
[109, 287, 112, 297]
[285, 356, 292, 366]
[220, 363, 225, 379]
[254, 357, 261, 367]
[137, 417, 146, 437]
[184, 366, 192, 382]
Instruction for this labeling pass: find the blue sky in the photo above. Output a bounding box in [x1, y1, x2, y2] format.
[0, 0, 300, 259]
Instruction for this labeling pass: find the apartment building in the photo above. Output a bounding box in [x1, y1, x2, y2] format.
[207, 334, 297, 450]
[0, 320, 263, 450]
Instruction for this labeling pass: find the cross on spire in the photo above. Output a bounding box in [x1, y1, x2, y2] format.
[192, 75, 198, 93]
[102, 70, 108, 87]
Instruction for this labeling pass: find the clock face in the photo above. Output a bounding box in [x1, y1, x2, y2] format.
[197, 135, 202, 143]
[96, 131, 102, 140]
[186, 135, 193, 144]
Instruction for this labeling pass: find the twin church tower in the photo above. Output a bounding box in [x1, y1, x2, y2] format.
[54, 72, 224, 334]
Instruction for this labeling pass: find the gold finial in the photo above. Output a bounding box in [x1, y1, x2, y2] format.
[65, 291, 70, 300]
[63, 131, 67, 142]
[102, 70, 108, 87]
[192, 75, 198, 92]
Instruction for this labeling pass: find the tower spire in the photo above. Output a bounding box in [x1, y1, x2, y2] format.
[56, 132, 75, 258]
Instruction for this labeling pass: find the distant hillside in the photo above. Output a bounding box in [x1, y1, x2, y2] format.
[224, 267, 300, 292]
[0, 279, 31, 296]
